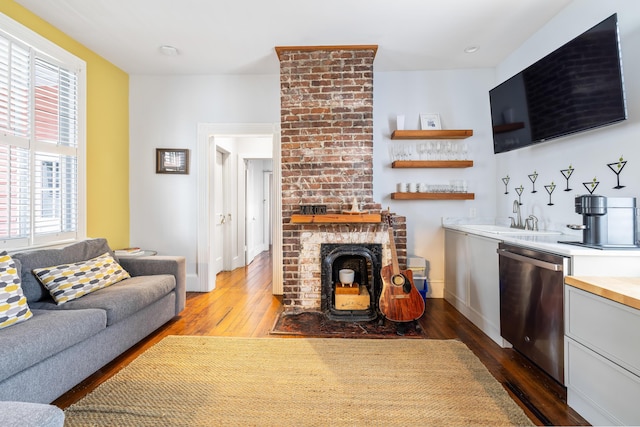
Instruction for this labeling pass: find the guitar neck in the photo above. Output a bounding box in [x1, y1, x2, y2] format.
[387, 222, 401, 276]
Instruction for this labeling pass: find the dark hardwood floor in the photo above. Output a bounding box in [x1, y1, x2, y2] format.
[53, 250, 589, 426]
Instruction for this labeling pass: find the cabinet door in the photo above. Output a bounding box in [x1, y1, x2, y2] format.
[567, 338, 640, 426]
[566, 286, 640, 377]
[444, 229, 469, 307]
[468, 235, 500, 334]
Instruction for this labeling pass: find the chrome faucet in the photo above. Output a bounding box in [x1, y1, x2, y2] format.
[511, 200, 524, 229]
[526, 214, 539, 231]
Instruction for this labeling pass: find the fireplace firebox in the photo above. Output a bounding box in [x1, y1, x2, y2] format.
[320, 243, 382, 321]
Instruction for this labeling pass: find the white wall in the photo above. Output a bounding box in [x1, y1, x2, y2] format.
[129, 75, 280, 290]
[373, 69, 497, 297]
[494, 1, 640, 233]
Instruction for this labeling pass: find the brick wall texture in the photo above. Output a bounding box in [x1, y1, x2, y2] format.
[277, 46, 405, 312]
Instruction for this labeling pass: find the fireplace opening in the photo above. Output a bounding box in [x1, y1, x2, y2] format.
[320, 243, 382, 321]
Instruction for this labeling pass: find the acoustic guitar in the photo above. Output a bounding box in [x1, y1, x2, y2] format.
[379, 212, 425, 322]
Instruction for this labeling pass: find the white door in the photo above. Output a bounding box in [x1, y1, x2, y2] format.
[264, 170, 272, 246]
[213, 150, 225, 274]
[245, 159, 255, 264]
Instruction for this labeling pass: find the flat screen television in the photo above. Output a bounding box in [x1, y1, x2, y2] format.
[490, 14, 627, 154]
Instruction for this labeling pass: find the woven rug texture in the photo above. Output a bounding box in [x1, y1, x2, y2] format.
[64, 336, 533, 426]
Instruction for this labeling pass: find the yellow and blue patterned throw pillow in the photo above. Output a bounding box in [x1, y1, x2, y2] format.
[0, 251, 33, 329]
[33, 252, 130, 304]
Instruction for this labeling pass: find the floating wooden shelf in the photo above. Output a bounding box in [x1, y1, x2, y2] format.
[392, 160, 473, 168]
[391, 192, 475, 200]
[391, 129, 473, 140]
[290, 213, 382, 224]
[492, 122, 525, 134]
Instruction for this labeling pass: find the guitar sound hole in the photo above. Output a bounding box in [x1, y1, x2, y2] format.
[391, 274, 405, 286]
[392, 273, 412, 293]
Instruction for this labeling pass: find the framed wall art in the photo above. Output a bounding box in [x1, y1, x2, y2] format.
[156, 148, 189, 174]
[420, 113, 441, 130]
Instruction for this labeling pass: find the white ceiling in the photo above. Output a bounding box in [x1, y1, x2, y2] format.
[14, 0, 573, 75]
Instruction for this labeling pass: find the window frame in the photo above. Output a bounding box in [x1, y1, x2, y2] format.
[0, 12, 86, 251]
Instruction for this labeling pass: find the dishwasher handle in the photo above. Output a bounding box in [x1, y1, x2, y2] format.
[497, 248, 564, 272]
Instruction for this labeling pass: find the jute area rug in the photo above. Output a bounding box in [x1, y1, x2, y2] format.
[64, 336, 533, 426]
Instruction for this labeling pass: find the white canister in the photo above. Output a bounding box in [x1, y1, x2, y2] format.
[339, 269, 355, 286]
[397, 183, 407, 192]
[409, 183, 417, 192]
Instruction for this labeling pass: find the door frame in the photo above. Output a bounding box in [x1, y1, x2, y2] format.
[196, 123, 283, 293]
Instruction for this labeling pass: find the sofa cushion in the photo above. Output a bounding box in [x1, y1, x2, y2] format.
[0, 252, 33, 330]
[30, 274, 176, 326]
[13, 238, 116, 303]
[33, 252, 130, 304]
[0, 308, 106, 382]
[0, 401, 65, 427]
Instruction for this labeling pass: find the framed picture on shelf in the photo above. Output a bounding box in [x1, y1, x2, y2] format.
[156, 148, 189, 174]
[420, 113, 441, 130]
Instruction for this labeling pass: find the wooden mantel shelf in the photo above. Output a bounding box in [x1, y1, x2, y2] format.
[290, 213, 382, 224]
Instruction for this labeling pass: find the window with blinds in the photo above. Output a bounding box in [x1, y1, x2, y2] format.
[0, 14, 86, 250]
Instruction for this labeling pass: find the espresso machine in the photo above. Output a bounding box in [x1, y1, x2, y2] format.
[565, 195, 639, 249]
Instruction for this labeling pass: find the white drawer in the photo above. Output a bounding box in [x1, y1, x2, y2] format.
[567, 338, 640, 426]
[565, 285, 640, 376]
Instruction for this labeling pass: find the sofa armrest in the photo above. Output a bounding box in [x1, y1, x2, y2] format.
[118, 256, 186, 315]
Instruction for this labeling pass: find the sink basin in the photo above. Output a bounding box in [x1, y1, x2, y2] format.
[460, 224, 562, 236]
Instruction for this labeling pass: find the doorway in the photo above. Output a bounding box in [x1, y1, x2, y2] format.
[196, 123, 283, 294]
[244, 159, 273, 265]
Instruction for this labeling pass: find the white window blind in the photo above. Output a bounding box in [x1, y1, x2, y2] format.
[0, 35, 30, 140]
[0, 14, 86, 250]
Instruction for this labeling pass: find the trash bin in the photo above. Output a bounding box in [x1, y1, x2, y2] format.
[408, 255, 429, 300]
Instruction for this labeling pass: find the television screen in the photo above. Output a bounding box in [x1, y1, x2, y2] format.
[490, 14, 626, 154]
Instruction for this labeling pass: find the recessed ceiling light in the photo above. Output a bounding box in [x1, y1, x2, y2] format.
[464, 46, 480, 54]
[159, 45, 179, 56]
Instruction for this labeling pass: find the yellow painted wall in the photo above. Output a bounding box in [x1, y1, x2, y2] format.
[1, 1, 130, 249]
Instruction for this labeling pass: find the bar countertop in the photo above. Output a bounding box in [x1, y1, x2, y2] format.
[565, 276, 640, 310]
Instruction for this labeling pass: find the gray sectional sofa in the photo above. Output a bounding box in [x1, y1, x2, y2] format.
[0, 238, 186, 404]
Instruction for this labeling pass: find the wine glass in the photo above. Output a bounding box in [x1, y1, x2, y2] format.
[460, 142, 469, 160]
[607, 156, 626, 189]
[561, 166, 574, 191]
[583, 177, 600, 194]
[528, 171, 538, 193]
[544, 182, 556, 206]
[405, 143, 414, 160]
[502, 176, 510, 194]
[515, 185, 524, 205]
[417, 143, 427, 160]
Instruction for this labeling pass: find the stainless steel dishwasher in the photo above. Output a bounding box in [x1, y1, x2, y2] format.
[497, 242, 569, 385]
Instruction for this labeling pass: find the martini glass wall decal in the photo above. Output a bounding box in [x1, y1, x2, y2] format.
[528, 171, 538, 193]
[502, 175, 510, 194]
[515, 185, 524, 205]
[544, 182, 556, 206]
[560, 165, 574, 191]
[583, 177, 600, 194]
[606, 155, 627, 189]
